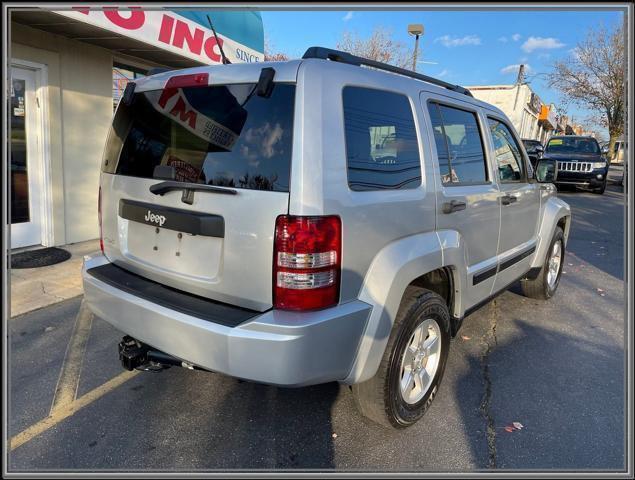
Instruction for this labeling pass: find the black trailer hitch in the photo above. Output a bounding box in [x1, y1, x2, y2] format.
[118, 336, 204, 372]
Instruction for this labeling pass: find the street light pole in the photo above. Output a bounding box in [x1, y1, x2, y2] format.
[408, 24, 424, 72]
[412, 34, 420, 71]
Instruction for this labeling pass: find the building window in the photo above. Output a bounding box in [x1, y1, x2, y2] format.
[342, 87, 421, 191]
[428, 102, 488, 184]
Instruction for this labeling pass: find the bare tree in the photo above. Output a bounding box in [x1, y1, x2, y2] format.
[548, 23, 626, 154]
[336, 27, 413, 69]
[583, 112, 611, 140]
[264, 34, 290, 62]
[265, 52, 290, 62]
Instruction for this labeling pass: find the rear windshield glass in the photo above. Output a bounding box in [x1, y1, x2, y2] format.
[102, 83, 295, 192]
[545, 137, 599, 154]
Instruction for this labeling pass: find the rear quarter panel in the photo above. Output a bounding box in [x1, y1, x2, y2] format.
[290, 60, 439, 303]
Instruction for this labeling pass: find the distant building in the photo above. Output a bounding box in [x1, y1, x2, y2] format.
[537, 104, 558, 143]
[554, 114, 575, 136]
[466, 83, 546, 141]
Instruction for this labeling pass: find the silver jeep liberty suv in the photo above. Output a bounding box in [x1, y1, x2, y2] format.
[83, 47, 571, 428]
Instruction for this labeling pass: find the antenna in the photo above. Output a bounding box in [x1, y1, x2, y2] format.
[206, 15, 231, 65]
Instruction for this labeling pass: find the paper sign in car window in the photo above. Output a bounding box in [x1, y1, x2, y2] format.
[144, 89, 239, 151]
[167, 155, 201, 183]
[549, 139, 563, 146]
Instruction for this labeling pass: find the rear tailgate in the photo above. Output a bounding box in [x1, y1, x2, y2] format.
[99, 63, 299, 311]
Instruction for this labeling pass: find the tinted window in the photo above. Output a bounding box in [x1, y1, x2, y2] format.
[428, 102, 487, 184]
[488, 118, 525, 182]
[343, 87, 421, 191]
[103, 83, 295, 192]
[545, 137, 600, 154]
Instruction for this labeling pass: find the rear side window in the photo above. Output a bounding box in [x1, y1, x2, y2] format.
[102, 83, 295, 192]
[343, 87, 421, 191]
[428, 102, 488, 185]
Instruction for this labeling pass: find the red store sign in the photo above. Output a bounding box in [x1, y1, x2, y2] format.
[54, 8, 264, 65]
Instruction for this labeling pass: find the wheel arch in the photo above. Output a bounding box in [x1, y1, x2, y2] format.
[531, 196, 571, 270]
[408, 266, 464, 336]
[343, 230, 467, 384]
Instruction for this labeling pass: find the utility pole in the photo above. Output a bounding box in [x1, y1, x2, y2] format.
[513, 64, 526, 111]
[512, 64, 526, 136]
[408, 24, 424, 72]
[516, 64, 526, 85]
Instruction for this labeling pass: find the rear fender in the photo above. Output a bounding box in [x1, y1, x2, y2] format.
[531, 195, 571, 269]
[343, 231, 467, 384]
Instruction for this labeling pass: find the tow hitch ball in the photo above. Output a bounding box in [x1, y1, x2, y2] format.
[118, 336, 198, 372]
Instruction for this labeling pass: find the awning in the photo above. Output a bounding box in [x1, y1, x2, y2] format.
[538, 104, 557, 130]
[10, 8, 264, 68]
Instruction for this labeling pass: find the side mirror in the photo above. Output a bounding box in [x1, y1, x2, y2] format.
[601, 145, 610, 154]
[535, 159, 557, 183]
[535, 145, 544, 159]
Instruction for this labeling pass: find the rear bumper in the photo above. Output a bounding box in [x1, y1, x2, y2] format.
[82, 253, 371, 386]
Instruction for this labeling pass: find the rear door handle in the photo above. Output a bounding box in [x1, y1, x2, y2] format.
[442, 200, 467, 214]
[501, 195, 518, 206]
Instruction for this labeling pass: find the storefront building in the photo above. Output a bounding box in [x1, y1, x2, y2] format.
[537, 103, 558, 143]
[10, 8, 264, 249]
[466, 83, 545, 141]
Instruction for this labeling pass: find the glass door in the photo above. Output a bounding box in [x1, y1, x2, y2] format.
[11, 66, 43, 249]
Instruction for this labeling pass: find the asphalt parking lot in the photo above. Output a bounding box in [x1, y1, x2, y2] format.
[8, 181, 627, 472]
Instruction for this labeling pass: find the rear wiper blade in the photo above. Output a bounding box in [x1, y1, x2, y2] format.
[149, 181, 237, 196]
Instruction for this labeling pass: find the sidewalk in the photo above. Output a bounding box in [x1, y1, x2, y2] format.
[607, 164, 624, 184]
[10, 240, 100, 318]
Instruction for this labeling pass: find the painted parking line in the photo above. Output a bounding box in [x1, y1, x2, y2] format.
[50, 299, 93, 414]
[10, 370, 139, 451]
[11, 297, 139, 451]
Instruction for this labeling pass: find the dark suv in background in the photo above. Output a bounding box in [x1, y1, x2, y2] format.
[542, 135, 609, 194]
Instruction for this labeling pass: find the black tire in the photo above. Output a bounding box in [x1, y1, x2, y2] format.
[520, 226, 565, 300]
[351, 287, 451, 428]
[593, 181, 607, 194]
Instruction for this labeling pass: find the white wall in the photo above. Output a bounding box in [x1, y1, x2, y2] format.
[12, 22, 113, 245]
[469, 85, 541, 140]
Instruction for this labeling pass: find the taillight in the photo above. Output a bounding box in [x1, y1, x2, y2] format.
[98, 186, 104, 253]
[273, 215, 342, 311]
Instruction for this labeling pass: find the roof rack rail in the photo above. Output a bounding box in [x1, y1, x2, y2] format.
[302, 46, 473, 97]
